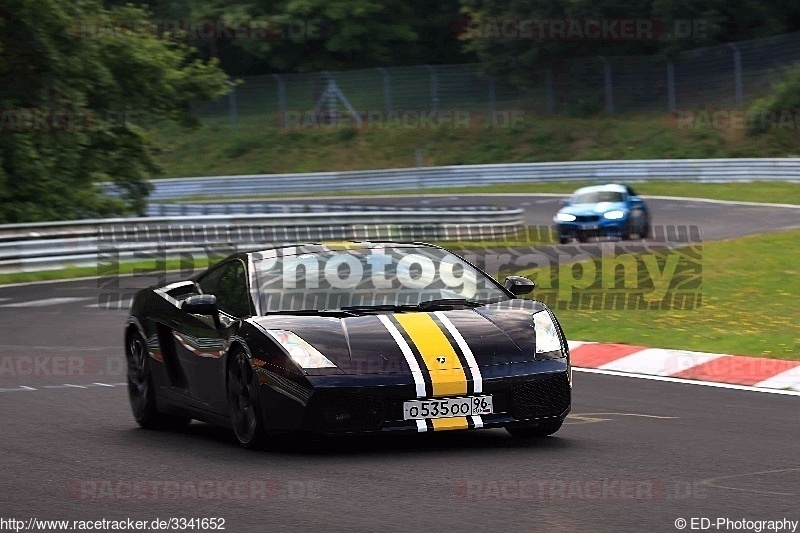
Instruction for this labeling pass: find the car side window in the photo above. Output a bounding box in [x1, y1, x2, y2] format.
[198, 261, 251, 318]
[197, 265, 225, 295]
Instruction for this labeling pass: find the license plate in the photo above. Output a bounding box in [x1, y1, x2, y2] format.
[403, 395, 493, 420]
[582, 224, 598, 230]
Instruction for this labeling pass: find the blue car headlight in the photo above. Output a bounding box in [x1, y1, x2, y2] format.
[555, 213, 576, 222]
[603, 210, 626, 220]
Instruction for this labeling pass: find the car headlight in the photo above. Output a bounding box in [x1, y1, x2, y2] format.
[264, 330, 337, 369]
[533, 310, 562, 355]
[556, 213, 577, 222]
[603, 210, 626, 220]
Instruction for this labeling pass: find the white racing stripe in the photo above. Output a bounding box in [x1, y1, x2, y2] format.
[376, 314, 426, 398]
[415, 420, 427, 432]
[470, 415, 484, 429]
[433, 311, 482, 394]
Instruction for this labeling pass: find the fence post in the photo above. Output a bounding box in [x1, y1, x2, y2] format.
[599, 56, 614, 113]
[229, 85, 237, 128]
[728, 43, 744, 104]
[666, 61, 676, 111]
[415, 148, 424, 201]
[272, 74, 286, 128]
[425, 65, 440, 114]
[545, 68, 555, 114]
[376, 67, 393, 116]
[324, 71, 336, 121]
[488, 77, 497, 127]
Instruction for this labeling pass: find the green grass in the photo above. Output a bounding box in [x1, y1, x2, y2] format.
[169, 180, 800, 205]
[150, 111, 800, 179]
[514, 229, 800, 359]
[0, 257, 211, 286]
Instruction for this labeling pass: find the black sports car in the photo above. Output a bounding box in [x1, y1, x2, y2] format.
[125, 242, 572, 448]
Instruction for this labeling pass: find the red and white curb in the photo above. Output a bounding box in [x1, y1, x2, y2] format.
[568, 341, 800, 392]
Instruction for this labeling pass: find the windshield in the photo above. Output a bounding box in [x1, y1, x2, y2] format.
[252, 245, 511, 313]
[573, 191, 624, 204]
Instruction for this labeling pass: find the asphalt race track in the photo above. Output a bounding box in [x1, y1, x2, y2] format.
[227, 193, 800, 241]
[1, 197, 798, 532]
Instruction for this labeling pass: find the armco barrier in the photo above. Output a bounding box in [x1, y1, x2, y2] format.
[112, 159, 800, 200]
[0, 208, 524, 273]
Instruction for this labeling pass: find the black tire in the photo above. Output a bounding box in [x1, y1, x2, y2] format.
[126, 331, 191, 430]
[558, 235, 570, 244]
[576, 232, 588, 243]
[227, 350, 268, 449]
[506, 420, 563, 438]
[640, 220, 650, 240]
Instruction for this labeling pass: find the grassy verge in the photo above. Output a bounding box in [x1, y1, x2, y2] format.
[0, 257, 211, 286]
[170, 180, 800, 205]
[514, 229, 800, 359]
[151, 111, 800, 179]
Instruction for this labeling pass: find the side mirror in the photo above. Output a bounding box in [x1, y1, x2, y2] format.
[182, 294, 221, 327]
[504, 276, 536, 296]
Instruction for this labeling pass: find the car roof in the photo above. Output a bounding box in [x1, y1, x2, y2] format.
[572, 184, 629, 195]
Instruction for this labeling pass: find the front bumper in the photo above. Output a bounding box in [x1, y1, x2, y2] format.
[255, 361, 571, 435]
[556, 219, 628, 240]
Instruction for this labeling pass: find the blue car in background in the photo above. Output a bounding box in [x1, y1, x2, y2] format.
[554, 184, 650, 244]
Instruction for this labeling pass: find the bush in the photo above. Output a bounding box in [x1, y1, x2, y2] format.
[746, 63, 800, 135]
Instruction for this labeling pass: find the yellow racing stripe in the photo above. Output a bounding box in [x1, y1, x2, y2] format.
[394, 313, 468, 397]
[431, 417, 470, 431]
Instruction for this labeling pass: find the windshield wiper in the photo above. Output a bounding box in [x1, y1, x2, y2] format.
[263, 309, 358, 317]
[340, 299, 486, 314]
[339, 304, 418, 313]
[415, 298, 486, 310]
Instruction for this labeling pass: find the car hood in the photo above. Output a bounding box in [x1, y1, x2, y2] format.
[249, 300, 550, 375]
[560, 201, 627, 216]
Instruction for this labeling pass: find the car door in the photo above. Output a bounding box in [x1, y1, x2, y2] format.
[173, 259, 254, 413]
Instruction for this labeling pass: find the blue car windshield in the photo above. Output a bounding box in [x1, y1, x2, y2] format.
[573, 191, 624, 203]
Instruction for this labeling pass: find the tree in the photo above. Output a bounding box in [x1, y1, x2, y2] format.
[0, 0, 231, 223]
[459, 0, 800, 87]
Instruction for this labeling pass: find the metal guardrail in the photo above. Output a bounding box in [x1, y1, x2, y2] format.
[118, 158, 800, 200]
[144, 202, 507, 217]
[0, 208, 524, 273]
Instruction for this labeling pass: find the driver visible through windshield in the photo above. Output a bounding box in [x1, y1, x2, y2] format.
[572, 191, 624, 204]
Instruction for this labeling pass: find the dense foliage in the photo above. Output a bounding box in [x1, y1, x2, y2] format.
[2, 0, 799, 221]
[0, 0, 230, 222]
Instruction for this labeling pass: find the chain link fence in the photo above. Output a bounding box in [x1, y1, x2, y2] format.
[196, 31, 800, 127]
